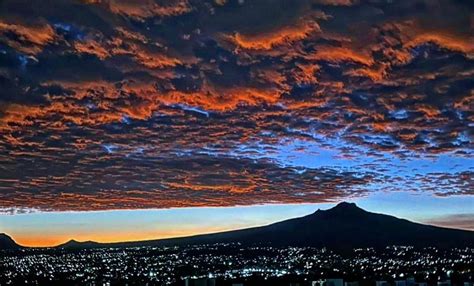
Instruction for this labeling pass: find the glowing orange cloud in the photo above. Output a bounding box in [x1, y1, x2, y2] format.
[227, 19, 320, 50]
[103, 0, 191, 19]
[0, 21, 55, 54]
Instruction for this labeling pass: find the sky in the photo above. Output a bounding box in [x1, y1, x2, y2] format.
[0, 0, 473, 246]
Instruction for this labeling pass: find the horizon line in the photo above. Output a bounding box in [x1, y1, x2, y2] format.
[2, 201, 473, 248]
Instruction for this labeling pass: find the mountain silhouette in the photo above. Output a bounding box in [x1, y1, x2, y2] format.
[139, 202, 472, 251]
[57, 239, 102, 249]
[0, 233, 22, 250]
[3, 203, 473, 251]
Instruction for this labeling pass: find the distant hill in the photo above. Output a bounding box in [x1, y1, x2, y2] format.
[57, 239, 102, 249]
[0, 233, 22, 250]
[51, 202, 474, 251]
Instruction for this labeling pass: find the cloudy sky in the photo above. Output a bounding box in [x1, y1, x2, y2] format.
[0, 0, 472, 246]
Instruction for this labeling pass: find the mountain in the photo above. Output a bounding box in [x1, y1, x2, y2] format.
[57, 239, 102, 250]
[51, 202, 474, 251]
[0, 233, 22, 250]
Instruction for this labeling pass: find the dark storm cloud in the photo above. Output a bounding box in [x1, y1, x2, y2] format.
[0, 0, 472, 212]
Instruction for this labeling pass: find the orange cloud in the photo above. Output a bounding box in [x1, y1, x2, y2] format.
[227, 20, 320, 50]
[307, 46, 373, 65]
[0, 21, 55, 54]
[74, 40, 110, 60]
[314, 0, 358, 6]
[106, 0, 191, 19]
[407, 32, 474, 56]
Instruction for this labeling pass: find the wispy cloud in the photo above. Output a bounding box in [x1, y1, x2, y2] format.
[424, 214, 474, 231]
